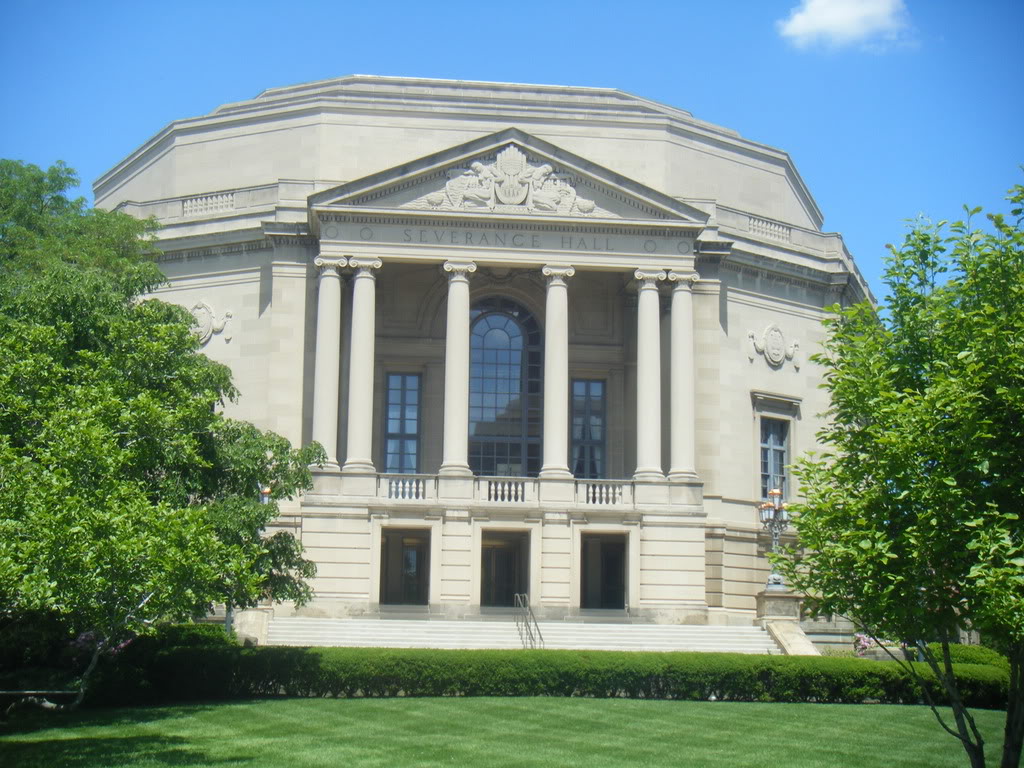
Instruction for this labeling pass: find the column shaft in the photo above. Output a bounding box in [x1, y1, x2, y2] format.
[440, 260, 476, 476]
[540, 265, 575, 478]
[668, 271, 698, 480]
[310, 257, 346, 465]
[634, 269, 666, 481]
[342, 258, 382, 474]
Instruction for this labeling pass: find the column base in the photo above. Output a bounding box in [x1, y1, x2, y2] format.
[633, 469, 667, 483]
[539, 466, 573, 480]
[438, 463, 473, 477]
[314, 460, 341, 472]
[342, 459, 376, 474]
[667, 469, 699, 483]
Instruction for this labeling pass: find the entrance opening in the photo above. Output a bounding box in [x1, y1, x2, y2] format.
[580, 533, 627, 609]
[481, 531, 529, 607]
[380, 529, 430, 605]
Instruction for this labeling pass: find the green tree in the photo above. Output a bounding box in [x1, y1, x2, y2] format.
[0, 160, 324, 710]
[777, 185, 1024, 768]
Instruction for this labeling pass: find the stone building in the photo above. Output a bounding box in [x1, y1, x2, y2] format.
[95, 76, 870, 631]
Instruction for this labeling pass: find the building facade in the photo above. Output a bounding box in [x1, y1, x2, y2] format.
[96, 76, 871, 626]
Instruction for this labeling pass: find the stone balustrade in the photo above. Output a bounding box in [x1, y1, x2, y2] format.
[365, 473, 649, 510]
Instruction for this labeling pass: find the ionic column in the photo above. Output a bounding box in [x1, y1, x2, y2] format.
[634, 269, 666, 482]
[667, 271, 699, 480]
[439, 259, 476, 476]
[540, 265, 575, 479]
[310, 256, 347, 466]
[342, 257, 383, 474]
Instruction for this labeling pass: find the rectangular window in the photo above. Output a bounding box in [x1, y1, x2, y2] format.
[571, 379, 606, 479]
[760, 418, 789, 500]
[384, 373, 420, 474]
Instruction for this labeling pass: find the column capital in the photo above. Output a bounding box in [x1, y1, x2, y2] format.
[314, 255, 348, 273]
[542, 265, 575, 286]
[667, 270, 700, 289]
[348, 257, 383, 275]
[443, 259, 477, 282]
[634, 269, 666, 288]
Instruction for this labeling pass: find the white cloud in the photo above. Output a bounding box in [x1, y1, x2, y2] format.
[777, 0, 912, 51]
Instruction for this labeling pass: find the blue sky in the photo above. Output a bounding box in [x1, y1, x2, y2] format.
[1, 0, 1020, 298]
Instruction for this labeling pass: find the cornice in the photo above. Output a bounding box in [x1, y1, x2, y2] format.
[314, 208, 702, 237]
[93, 77, 808, 216]
[156, 238, 272, 265]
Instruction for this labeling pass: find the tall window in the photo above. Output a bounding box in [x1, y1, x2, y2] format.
[469, 298, 542, 477]
[572, 379, 606, 479]
[760, 418, 789, 499]
[384, 373, 420, 473]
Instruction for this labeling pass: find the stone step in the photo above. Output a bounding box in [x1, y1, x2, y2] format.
[266, 617, 781, 654]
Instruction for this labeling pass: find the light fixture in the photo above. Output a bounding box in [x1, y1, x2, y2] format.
[758, 487, 789, 592]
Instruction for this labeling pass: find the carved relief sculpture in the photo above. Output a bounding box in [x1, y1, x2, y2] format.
[425, 146, 597, 216]
[747, 324, 799, 370]
[190, 301, 232, 346]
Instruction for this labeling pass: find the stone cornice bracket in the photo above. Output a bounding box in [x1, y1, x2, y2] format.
[443, 259, 477, 283]
[542, 264, 575, 286]
[666, 270, 700, 289]
[747, 323, 801, 370]
[313, 255, 348, 274]
[348, 257, 383, 276]
[634, 269, 666, 289]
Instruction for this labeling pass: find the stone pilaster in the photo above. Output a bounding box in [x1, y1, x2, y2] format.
[439, 259, 476, 476]
[342, 257, 382, 475]
[667, 270, 699, 481]
[540, 265, 575, 479]
[633, 269, 666, 482]
[310, 256, 347, 467]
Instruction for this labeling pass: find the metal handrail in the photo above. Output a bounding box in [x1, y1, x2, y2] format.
[513, 593, 544, 649]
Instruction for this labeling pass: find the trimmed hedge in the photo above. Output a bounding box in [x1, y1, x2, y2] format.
[91, 645, 1009, 710]
[925, 643, 1010, 671]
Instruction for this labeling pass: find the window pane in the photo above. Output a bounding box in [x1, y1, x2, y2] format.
[469, 299, 542, 477]
[760, 417, 789, 499]
[384, 373, 421, 473]
[570, 379, 606, 479]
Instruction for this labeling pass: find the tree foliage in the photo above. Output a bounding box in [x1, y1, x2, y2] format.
[0, 160, 324, 708]
[777, 185, 1024, 768]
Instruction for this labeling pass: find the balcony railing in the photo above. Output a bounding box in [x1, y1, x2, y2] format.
[577, 479, 632, 506]
[478, 476, 537, 503]
[373, 473, 637, 508]
[380, 474, 434, 501]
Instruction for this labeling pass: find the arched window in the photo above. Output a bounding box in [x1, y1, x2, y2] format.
[469, 297, 542, 477]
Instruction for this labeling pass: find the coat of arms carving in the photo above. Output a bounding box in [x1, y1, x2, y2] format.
[190, 302, 233, 346]
[747, 324, 800, 370]
[424, 146, 598, 216]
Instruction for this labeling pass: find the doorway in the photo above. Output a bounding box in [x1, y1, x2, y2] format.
[581, 533, 627, 609]
[380, 529, 430, 605]
[481, 531, 529, 607]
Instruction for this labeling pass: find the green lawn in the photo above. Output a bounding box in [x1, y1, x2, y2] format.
[1, 698, 1006, 768]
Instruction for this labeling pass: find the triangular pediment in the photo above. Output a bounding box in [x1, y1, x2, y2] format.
[309, 129, 708, 226]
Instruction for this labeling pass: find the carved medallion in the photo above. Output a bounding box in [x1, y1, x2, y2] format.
[763, 325, 786, 366]
[748, 324, 800, 370]
[190, 302, 232, 346]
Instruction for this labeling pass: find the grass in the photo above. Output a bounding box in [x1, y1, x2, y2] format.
[1, 698, 1007, 768]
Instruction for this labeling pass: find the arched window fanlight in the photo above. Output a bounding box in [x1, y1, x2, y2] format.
[469, 297, 542, 477]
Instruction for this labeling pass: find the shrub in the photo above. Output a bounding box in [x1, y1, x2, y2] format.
[89, 622, 235, 706]
[89, 646, 1009, 709]
[925, 643, 1009, 671]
